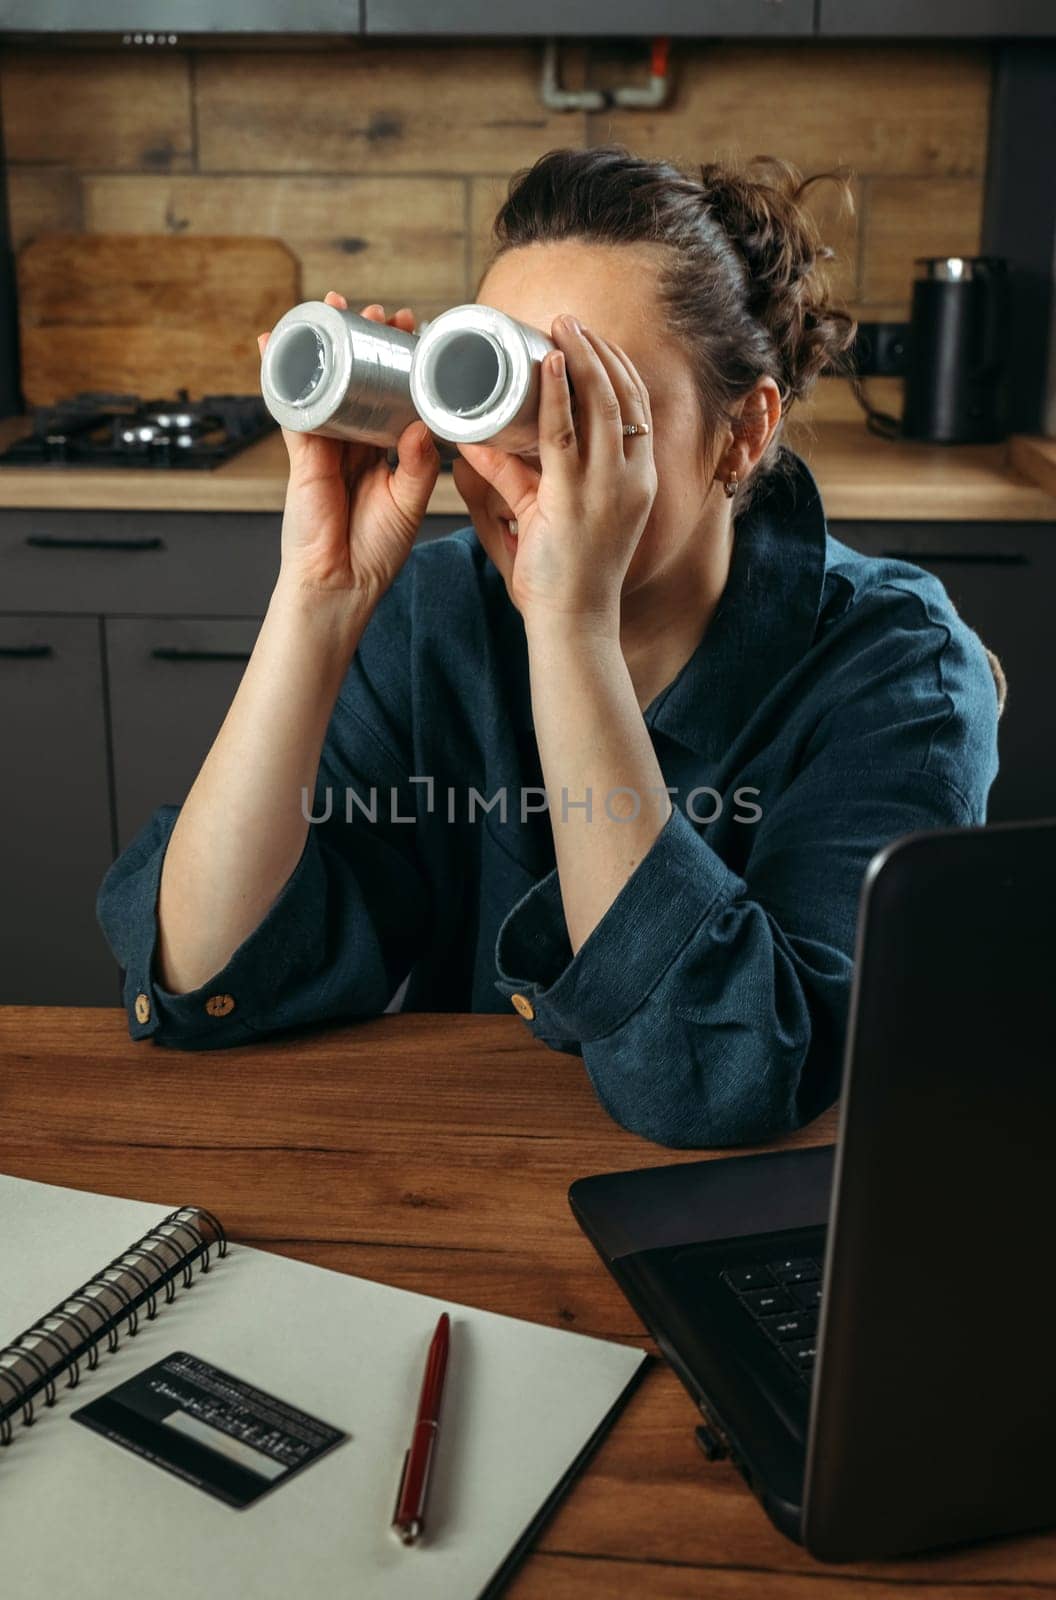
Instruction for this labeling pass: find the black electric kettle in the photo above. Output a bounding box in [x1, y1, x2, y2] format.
[901, 256, 1009, 445]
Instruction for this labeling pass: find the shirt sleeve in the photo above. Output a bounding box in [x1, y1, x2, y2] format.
[492, 584, 1000, 1148]
[96, 577, 432, 1051]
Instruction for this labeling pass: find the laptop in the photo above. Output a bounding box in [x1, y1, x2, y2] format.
[569, 818, 1056, 1562]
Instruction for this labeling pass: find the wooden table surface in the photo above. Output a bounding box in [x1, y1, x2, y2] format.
[1, 1007, 1053, 1598]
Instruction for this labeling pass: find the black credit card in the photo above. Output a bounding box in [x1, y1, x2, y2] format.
[71, 1350, 348, 1509]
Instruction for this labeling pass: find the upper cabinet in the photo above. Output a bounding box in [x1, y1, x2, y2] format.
[0, 1, 362, 32]
[4, 0, 1055, 38]
[818, 0, 1056, 36]
[362, 0, 815, 36]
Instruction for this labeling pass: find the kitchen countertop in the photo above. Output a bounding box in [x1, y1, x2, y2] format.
[0, 416, 1053, 521]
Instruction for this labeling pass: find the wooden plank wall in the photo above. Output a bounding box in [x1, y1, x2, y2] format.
[0, 40, 992, 421]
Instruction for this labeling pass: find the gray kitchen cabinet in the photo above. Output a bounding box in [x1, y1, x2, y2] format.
[0, 509, 280, 619]
[103, 514, 468, 849]
[818, 0, 1056, 35]
[0, 614, 116, 1004]
[363, 0, 815, 36]
[0, 1, 362, 33]
[6, 0, 1054, 37]
[0, 507, 469, 1004]
[106, 616, 263, 850]
[415, 512, 472, 543]
[831, 521, 1056, 824]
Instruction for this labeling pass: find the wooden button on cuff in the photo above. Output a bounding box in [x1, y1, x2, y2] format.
[205, 993, 236, 1017]
[510, 993, 535, 1022]
[133, 993, 151, 1024]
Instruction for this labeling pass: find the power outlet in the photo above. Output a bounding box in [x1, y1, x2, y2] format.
[851, 321, 909, 378]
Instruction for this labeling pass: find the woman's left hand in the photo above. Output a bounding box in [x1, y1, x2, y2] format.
[454, 315, 658, 629]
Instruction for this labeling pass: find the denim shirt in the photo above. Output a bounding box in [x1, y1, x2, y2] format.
[96, 448, 1000, 1148]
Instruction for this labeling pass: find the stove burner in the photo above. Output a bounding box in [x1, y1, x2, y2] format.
[0, 390, 276, 469]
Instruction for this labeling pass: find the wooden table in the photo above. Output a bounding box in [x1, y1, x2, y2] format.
[1, 1007, 1053, 1599]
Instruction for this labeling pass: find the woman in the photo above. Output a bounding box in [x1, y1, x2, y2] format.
[97, 146, 1000, 1147]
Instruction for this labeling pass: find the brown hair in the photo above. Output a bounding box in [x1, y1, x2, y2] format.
[477, 144, 857, 516]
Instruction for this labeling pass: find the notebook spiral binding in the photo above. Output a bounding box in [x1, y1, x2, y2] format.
[0, 1204, 227, 1446]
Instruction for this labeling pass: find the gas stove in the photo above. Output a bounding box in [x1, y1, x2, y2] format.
[0, 391, 275, 469]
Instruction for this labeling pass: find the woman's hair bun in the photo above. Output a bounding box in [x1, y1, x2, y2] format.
[484, 143, 860, 510]
[697, 155, 857, 403]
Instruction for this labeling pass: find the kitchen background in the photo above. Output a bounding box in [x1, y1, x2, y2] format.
[0, 39, 996, 421]
[0, 26, 1054, 1009]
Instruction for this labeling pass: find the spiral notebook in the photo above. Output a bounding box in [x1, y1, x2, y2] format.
[0, 1173, 647, 1599]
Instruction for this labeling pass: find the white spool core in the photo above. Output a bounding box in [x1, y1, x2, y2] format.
[427, 331, 506, 416]
[269, 322, 330, 406]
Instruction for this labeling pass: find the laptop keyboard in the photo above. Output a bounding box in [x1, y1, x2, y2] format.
[721, 1257, 823, 1383]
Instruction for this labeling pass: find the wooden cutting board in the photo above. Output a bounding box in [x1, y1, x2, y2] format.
[17, 233, 300, 405]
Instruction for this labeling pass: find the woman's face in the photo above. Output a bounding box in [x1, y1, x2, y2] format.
[452, 239, 724, 600]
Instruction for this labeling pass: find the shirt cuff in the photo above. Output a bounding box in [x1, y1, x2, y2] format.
[493, 806, 742, 1044]
[97, 805, 331, 1047]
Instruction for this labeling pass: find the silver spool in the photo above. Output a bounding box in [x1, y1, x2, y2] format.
[260, 300, 421, 446]
[410, 304, 557, 453]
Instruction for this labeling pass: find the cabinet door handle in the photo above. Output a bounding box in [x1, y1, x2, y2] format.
[881, 550, 1028, 567]
[150, 648, 253, 663]
[0, 644, 54, 658]
[25, 534, 166, 551]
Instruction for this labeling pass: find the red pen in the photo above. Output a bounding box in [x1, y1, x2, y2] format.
[392, 1311, 450, 1546]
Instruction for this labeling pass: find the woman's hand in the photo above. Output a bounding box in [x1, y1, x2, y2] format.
[260, 291, 440, 604]
[453, 315, 657, 629]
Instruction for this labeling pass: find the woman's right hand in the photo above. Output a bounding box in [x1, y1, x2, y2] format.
[259, 291, 440, 604]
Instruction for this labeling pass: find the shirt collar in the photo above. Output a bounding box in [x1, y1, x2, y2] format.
[493, 444, 828, 755]
[644, 445, 828, 760]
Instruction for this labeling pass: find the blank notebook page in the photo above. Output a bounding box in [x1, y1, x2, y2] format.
[0, 1173, 645, 1599]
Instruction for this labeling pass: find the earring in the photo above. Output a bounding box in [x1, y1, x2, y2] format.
[723, 471, 738, 499]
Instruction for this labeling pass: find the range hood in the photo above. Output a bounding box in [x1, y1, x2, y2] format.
[0, 1, 363, 38]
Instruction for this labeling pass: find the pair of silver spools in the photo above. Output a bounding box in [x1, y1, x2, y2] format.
[260, 299, 558, 455]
